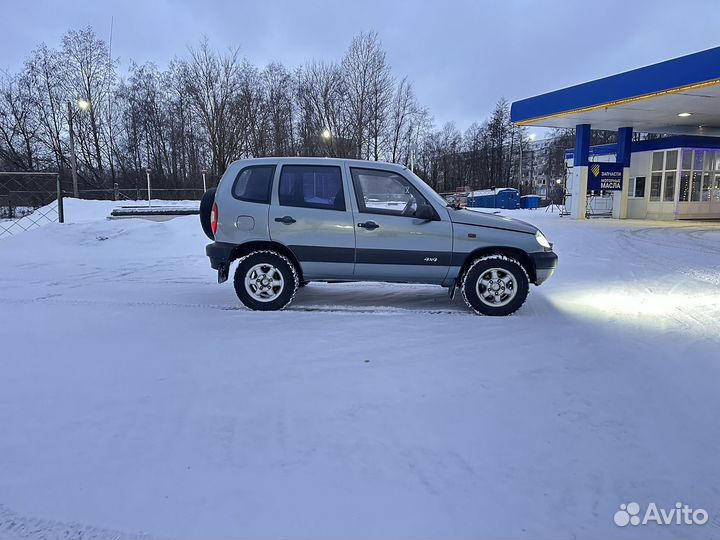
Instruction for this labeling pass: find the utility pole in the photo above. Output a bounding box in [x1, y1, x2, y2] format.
[67, 101, 79, 198]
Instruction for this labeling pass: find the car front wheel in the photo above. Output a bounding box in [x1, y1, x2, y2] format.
[461, 255, 529, 316]
[233, 251, 299, 311]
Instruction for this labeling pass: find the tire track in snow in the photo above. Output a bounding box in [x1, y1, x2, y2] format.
[0, 295, 473, 317]
[0, 503, 149, 540]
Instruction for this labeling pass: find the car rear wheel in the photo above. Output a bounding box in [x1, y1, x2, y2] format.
[461, 255, 529, 316]
[233, 250, 299, 311]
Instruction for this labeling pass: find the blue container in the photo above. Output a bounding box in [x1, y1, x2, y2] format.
[467, 188, 520, 209]
[520, 195, 540, 209]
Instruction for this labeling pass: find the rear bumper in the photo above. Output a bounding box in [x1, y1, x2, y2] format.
[529, 250, 558, 285]
[206, 242, 236, 283]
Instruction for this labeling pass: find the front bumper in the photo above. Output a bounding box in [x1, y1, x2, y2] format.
[206, 242, 236, 283]
[529, 250, 558, 285]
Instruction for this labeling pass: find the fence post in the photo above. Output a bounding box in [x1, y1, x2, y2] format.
[56, 174, 64, 224]
[145, 169, 152, 207]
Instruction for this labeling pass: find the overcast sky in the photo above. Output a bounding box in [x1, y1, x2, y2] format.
[1, 0, 718, 135]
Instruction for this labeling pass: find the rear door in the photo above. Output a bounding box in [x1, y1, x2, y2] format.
[348, 166, 452, 283]
[269, 163, 356, 279]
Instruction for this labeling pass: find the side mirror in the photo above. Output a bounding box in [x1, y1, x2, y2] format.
[415, 204, 435, 221]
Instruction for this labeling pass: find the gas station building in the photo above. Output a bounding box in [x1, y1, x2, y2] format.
[511, 46, 720, 220]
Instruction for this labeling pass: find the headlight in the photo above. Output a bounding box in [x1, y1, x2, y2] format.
[535, 230, 551, 249]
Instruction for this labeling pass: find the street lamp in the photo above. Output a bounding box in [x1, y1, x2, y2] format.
[67, 98, 91, 198]
[321, 128, 331, 140]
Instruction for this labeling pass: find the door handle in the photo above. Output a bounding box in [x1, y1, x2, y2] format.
[357, 220, 380, 230]
[274, 215, 296, 224]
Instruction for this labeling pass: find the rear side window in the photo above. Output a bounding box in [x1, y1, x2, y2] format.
[232, 165, 275, 203]
[278, 165, 345, 211]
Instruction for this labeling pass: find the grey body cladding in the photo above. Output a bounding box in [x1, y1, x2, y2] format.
[289, 245, 453, 266]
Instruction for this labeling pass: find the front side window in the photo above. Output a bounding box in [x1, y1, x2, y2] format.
[350, 167, 432, 218]
[232, 165, 275, 203]
[278, 165, 345, 211]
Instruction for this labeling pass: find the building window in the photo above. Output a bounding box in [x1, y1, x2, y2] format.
[628, 177, 647, 198]
[677, 149, 720, 203]
[679, 171, 691, 202]
[702, 173, 712, 201]
[690, 172, 702, 201]
[649, 173, 662, 201]
[633, 176, 646, 198]
[651, 151, 664, 171]
[663, 172, 676, 202]
[649, 151, 665, 202]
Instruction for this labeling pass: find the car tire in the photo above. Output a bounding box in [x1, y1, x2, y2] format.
[199, 187, 216, 240]
[233, 250, 299, 311]
[461, 254, 529, 316]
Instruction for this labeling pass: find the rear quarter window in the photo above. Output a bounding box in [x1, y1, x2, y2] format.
[232, 165, 276, 203]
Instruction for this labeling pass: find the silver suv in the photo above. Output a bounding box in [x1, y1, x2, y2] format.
[201, 157, 557, 316]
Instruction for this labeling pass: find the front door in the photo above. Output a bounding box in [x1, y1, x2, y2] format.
[269, 164, 356, 280]
[348, 166, 452, 284]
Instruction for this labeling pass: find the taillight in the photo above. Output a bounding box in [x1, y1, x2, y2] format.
[210, 202, 218, 235]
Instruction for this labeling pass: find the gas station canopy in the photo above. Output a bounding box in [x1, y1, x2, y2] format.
[510, 47, 720, 136]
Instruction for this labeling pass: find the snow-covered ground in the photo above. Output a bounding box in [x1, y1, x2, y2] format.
[1, 199, 719, 539]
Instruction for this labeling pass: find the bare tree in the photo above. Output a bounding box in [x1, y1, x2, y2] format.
[61, 27, 116, 184]
[341, 31, 385, 159]
[0, 72, 41, 170]
[296, 60, 349, 157]
[182, 38, 245, 175]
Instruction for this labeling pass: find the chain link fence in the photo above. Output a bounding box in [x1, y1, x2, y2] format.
[0, 172, 63, 239]
[76, 187, 206, 201]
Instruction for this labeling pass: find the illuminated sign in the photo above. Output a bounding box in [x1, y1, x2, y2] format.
[588, 162, 624, 191]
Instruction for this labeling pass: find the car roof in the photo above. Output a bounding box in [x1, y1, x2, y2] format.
[229, 156, 410, 173]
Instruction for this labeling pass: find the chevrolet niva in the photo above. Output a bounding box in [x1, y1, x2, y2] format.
[200, 158, 557, 316]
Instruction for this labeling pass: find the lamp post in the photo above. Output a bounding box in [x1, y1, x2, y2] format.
[67, 98, 90, 198]
[201, 169, 208, 192]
